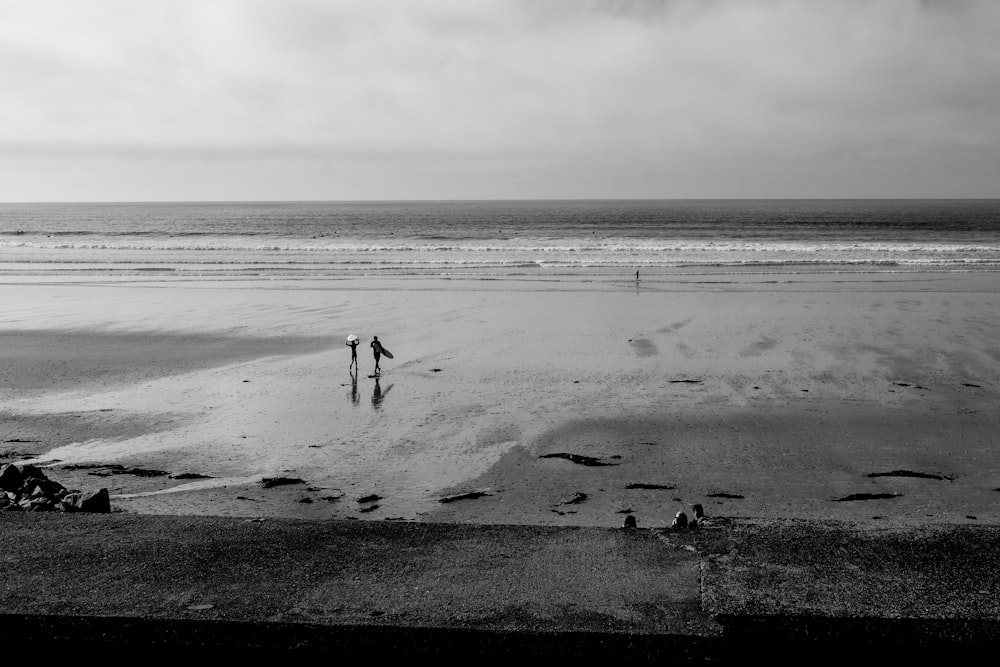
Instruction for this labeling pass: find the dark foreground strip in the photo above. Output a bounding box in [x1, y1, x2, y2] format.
[718, 614, 1000, 660]
[0, 614, 719, 662]
[6, 613, 1000, 661]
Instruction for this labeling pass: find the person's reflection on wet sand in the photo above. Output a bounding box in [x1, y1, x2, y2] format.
[372, 377, 393, 409]
[349, 369, 360, 406]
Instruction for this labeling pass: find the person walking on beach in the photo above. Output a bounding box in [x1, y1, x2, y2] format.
[346, 334, 359, 370]
[371, 335, 383, 375]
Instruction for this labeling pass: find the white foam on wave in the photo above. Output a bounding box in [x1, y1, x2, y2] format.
[5, 235, 1000, 273]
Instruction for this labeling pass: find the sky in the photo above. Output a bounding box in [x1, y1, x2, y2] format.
[1, 0, 998, 202]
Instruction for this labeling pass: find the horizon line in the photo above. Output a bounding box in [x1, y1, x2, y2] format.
[3, 197, 998, 206]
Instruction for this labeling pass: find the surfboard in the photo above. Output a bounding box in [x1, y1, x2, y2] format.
[373, 341, 394, 359]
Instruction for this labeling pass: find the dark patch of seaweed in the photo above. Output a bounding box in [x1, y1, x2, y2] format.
[867, 470, 952, 481]
[539, 452, 619, 467]
[259, 476, 305, 489]
[439, 491, 492, 503]
[560, 492, 588, 505]
[834, 492, 902, 502]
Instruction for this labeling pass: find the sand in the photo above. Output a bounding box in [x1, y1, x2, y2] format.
[3, 268, 999, 528]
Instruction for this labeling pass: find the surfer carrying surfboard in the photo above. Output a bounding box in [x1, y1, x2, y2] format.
[371, 335, 393, 375]
[346, 334, 360, 370]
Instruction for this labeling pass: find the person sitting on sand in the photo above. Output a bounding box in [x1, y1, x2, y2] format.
[371, 335, 383, 375]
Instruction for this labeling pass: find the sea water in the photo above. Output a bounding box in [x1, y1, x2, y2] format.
[2, 199, 1000, 278]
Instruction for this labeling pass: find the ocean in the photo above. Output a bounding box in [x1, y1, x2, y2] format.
[2, 199, 1000, 278]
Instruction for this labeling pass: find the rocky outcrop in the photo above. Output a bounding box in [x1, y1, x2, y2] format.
[0, 463, 110, 513]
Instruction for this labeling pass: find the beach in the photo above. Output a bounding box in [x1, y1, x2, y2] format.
[3, 267, 999, 528]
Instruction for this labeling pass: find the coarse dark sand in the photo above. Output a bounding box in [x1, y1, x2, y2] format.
[4, 512, 1000, 660]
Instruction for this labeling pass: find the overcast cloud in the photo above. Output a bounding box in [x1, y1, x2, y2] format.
[1, 0, 998, 201]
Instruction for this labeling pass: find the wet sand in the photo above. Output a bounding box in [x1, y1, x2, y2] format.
[3, 269, 999, 528]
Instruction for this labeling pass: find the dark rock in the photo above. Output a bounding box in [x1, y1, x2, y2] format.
[0, 464, 23, 492]
[79, 488, 111, 513]
[26, 497, 55, 512]
[692, 503, 705, 519]
[623, 515, 637, 529]
[359, 504, 380, 513]
[625, 483, 675, 490]
[672, 511, 689, 529]
[38, 478, 67, 497]
[170, 472, 213, 480]
[357, 494, 382, 503]
[706, 492, 745, 499]
[18, 464, 44, 480]
[20, 479, 41, 497]
[562, 492, 588, 505]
